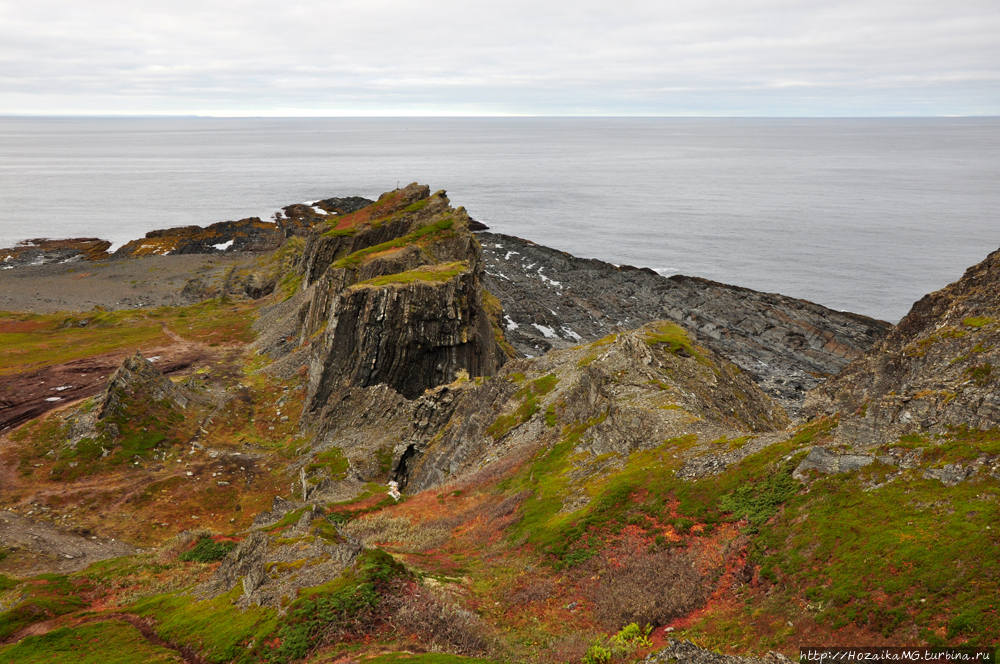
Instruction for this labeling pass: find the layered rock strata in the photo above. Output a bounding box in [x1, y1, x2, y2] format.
[478, 232, 890, 416]
[197, 497, 362, 608]
[244, 185, 507, 457]
[806, 246, 1000, 444]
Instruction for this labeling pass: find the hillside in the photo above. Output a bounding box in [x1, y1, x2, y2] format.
[1, 186, 997, 663]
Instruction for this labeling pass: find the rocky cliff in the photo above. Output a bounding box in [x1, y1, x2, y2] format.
[806, 246, 1000, 444]
[250, 184, 508, 424]
[478, 232, 890, 416]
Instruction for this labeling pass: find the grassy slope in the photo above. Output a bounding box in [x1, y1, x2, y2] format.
[3, 205, 1000, 662]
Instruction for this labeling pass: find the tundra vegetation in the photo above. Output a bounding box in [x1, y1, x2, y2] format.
[2, 184, 1000, 663]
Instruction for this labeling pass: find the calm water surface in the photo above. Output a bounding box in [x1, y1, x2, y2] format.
[1, 117, 998, 322]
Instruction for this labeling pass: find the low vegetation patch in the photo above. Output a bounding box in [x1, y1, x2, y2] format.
[486, 374, 560, 440]
[0, 620, 180, 664]
[354, 262, 468, 288]
[179, 536, 237, 563]
[334, 217, 455, 269]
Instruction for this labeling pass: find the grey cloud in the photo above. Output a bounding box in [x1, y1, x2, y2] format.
[0, 0, 997, 114]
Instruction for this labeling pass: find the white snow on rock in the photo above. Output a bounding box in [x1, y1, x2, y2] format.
[504, 315, 519, 331]
[531, 324, 558, 339]
[213, 240, 234, 251]
[561, 326, 582, 341]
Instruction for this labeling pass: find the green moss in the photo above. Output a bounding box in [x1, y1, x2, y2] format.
[0, 574, 87, 641]
[963, 316, 994, 328]
[354, 262, 467, 288]
[259, 548, 409, 663]
[333, 217, 455, 269]
[265, 507, 311, 533]
[365, 655, 500, 664]
[965, 363, 993, 386]
[497, 417, 834, 568]
[0, 574, 17, 592]
[321, 227, 358, 237]
[711, 435, 753, 451]
[755, 467, 1000, 640]
[376, 445, 394, 476]
[403, 199, 430, 213]
[486, 374, 560, 440]
[641, 322, 707, 365]
[0, 620, 179, 664]
[131, 584, 279, 663]
[719, 467, 800, 532]
[544, 404, 558, 428]
[306, 447, 349, 481]
[179, 536, 236, 563]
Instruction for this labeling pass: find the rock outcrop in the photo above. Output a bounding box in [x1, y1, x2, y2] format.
[113, 218, 287, 258]
[0, 238, 111, 267]
[806, 245, 1000, 444]
[252, 184, 508, 417]
[96, 351, 193, 419]
[197, 497, 363, 608]
[478, 232, 890, 417]
[394, 321, 789, 493]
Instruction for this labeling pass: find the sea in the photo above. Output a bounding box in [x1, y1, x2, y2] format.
[1, 117, 999, 323]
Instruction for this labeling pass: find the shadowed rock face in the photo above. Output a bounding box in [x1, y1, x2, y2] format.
[477, 232, 890, 417]
[309, 270, 503, 402]
[806, 245, 1000, 444]
[251, 184, 511, 417]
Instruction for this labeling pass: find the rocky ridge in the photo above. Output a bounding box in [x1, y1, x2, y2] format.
[806, 245, 1000, 444]
[197, 497, 362, 609]
[0, 238, 112, 268]
[479, 232, 890, 417]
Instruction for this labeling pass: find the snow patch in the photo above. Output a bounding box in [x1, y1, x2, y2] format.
[52, 386, 73, 391]
[561, 326, 582, 341]
[213, 240, 234, 251]
[532, 324, 558, 339]
[45, 397, 63, 402]
[504, 251, 519, 260]
[504, 316, 519, 331]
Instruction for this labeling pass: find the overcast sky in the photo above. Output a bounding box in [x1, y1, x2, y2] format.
[1, 0, 998, 116]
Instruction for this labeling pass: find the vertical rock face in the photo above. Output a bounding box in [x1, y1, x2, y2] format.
[286, 184, 509, 417]
[806, 245, 1000, 442]
[308, 269, 503, 403]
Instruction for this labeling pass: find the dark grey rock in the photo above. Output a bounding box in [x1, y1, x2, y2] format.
[478, 232, 889, 417]
[792, 446, 874, 480]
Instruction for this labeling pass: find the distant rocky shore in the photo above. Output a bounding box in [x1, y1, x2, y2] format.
[1, 192, 889, 417]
